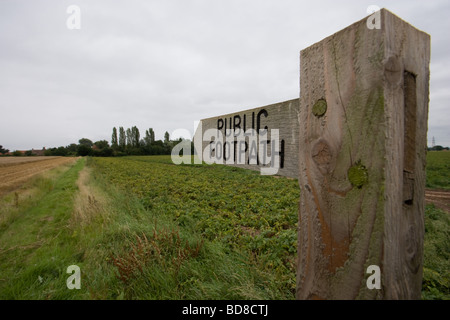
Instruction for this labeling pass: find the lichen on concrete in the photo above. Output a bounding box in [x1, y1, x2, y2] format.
[348, 160, 369, 188]
[312, 99, 327, 117]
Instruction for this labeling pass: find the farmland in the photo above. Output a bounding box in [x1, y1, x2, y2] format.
[93, 156, 299, 262]
[0, 152, 448, 299]
[0, 156, 77, 197]
[0, 156, 300, 299]
[426, 151, 450, 190]
[90, 156, 300, 298]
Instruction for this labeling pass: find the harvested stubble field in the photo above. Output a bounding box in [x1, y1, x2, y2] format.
[0, 156, 77, 196]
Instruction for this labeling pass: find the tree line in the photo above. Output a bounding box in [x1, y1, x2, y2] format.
[1, 126, 188, 157]
[428, 145, 450, 151]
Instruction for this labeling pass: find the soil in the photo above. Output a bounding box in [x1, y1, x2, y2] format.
[425, 189, 450, 213]
[0, 156, 60, 167]
[0, 157, 77, 197]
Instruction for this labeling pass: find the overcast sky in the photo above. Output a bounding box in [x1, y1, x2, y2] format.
[1, 0, 449, 150]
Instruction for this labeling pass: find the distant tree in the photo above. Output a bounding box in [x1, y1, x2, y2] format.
[164, 131, 170, 145]
[152, 140, 165, 155]
[94, 140, 110, 150]
[77, 144, 92, 156]
[45, 146, 68, 156]
[126, 128, 132, 147]
[78, 138, 93, 148]
[149, 128, 155, 144]
[0, 145, 9, 155]
[131, 126, 140, 148]
[118, 127, 126, 150]
[101, 148, 113, 157]
[144, 130, 151, 147]
[55, 146, 68, 156]
[92, 140, 112, 157]
[12, 150, 23, 156]
[66, 143, 78, 155]
[89, 126, 177, 156]
[111, 127, 118, 150]
[25, 150, 33, 156]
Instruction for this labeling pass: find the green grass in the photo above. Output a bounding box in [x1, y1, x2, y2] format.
[422, 204, 450, 300]
[90, 155, 450, 300]
[90, 156, 299, 299]
[0, 156, 298, 299]
[0, 152, 448, 300]
[92, 157, 298, 299]
[423, 151, 450, 299]
[426, 151, 450, 190]
[0, 158, 85, 299]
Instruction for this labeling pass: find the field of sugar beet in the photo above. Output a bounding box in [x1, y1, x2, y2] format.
[0, 152, 448, 299]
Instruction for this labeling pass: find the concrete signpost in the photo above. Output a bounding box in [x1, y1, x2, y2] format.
[197, 99, 300, 178]
[194, 9, 430, 299]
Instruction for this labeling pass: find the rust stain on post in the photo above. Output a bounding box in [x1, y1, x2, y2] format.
[297, 9, 430, 299]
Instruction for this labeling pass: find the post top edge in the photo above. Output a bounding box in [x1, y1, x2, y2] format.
[299, 8, 430, 54]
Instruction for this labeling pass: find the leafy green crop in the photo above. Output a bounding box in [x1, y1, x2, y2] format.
[426, 151, 450, 190]
[92, 156, 300, 292]
[92, 154, 449, 299]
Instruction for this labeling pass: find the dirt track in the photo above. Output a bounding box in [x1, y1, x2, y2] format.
[425, 189, 450, 213]
[0, 157, 77, 197]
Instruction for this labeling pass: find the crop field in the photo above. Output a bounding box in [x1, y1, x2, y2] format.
[0, 152, 448, 299]
[0, 156, 300, 299]
[426, 151, 450, 190]
[91, 156, 300, 297]
[425, 151, 450, 213]
[90, 154, 450, 299]
[93, 156, 299, 261]
[0, 157, 78, 197]
[0, 156, 61, 167]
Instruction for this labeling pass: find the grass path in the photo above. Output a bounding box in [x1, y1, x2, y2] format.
[0, 158, 86, 299]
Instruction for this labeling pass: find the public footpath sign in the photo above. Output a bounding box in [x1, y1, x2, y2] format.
[192, 9, 430, 300]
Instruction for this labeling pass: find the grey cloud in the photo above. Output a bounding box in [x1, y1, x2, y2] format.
[1, 0, 449, 149]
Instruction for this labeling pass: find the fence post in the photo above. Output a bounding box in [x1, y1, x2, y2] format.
[296, 9, 430, 299]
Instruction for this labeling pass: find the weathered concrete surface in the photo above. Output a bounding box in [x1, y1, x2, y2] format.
[198, 99, 300, 178]
[192, 7, 429, 301]
[296, 9, 430, 299]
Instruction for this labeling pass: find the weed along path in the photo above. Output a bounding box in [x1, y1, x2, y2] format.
[72, 161, 108, 227]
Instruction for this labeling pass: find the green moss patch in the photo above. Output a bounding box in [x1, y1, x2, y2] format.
[348, 161, 368, 188]
[312, 99, 327, 117]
